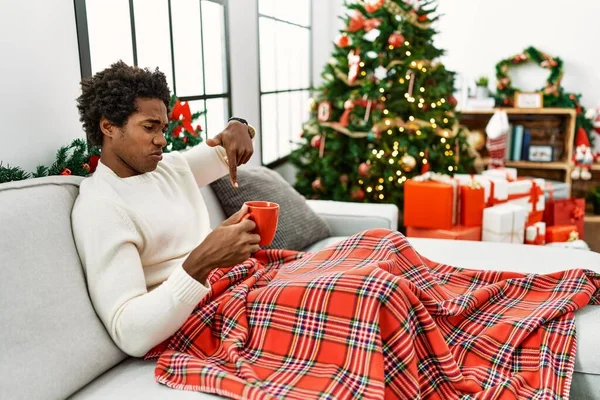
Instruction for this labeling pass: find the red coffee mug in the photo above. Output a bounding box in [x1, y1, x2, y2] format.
[241, 201, 280, 246]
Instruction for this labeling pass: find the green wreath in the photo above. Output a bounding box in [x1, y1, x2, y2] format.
[495, 46, 564, 106]
[494, 46, 594, 145]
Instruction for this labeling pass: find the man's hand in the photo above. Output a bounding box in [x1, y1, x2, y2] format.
[206, 120, 253, 188]
[182, 204, 260, 283]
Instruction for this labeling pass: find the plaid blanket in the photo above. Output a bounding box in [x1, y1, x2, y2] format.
[145, 229, 600, 399]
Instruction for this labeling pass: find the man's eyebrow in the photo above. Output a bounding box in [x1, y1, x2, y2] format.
[143, 118, 167, 125]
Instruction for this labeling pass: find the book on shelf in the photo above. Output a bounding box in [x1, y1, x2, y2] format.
[521, 129, 531, 161]
[512, 125, 524, 161]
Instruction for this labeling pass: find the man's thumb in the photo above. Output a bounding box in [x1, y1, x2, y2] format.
[223, 204, 248, 226]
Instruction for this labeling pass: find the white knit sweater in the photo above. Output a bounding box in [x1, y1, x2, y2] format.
[72, 143, 229, 356]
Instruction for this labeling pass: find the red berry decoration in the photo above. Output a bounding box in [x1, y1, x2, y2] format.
[388, 32, 405, 47]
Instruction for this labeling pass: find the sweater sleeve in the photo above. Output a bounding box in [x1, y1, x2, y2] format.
[72, 197, 210, 357]
[180, 142, 230, 187]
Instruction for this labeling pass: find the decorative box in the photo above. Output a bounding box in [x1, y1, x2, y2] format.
[506, 178, 545, 225]
[546, 225, 579, 243]
[460, 183, 485, 227]
[404, 173, 458, 230]
[482, 167, 518, 182]
[543, 198, 585, 239]
[482, 203, 527, 244]
[454, 174, 509, 207]
[525, 222, 546, 245]
[406, 225, 481, 241]
[533, 178, 570, 201]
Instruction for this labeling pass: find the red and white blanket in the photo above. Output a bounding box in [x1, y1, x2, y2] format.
[146, 229, 599, 399]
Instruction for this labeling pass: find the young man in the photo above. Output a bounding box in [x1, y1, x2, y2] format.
[72, 61, 260, 357]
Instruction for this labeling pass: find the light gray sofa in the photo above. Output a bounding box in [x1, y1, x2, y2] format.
[1, 176, 599, 399]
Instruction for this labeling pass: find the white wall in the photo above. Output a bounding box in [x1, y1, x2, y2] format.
[0, 0, 83, 172]
[0, 0, 339, 172]
[436, 0, 600, 109]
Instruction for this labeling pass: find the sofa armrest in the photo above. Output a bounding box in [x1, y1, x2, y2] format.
[306, 200, 398, 237]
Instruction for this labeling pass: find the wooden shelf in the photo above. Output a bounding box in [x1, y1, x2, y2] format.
[585, 214, 600, 223]
[505, 161, 570, 170]
[592, 164, 600, 171]
[481, 158, 570, 170]
[459, 107, 577, 116]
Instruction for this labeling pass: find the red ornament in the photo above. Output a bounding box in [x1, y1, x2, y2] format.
[60, 168, 72, 176]
[183, 137, 188, 144]
[336, 34, 351, 48]
[358, 162, 370, 177]
[311, 135, 321, 149]
[421, 149, 430, 174]
[388, 32, 405, 47]
[364, 18, 382, 32]
[347, 10, 366, 32]
[340, 174, 349, 184]
[364, 0, 384, 13]
[82, 163, 90, 173]
[447, 95, 458, 107]
[89, 155, 100, 173]
[312, 178, 323, 191]
[195, 124, 202, 133]
[417, 14, 428, 22]
[351, 187, 365, 201]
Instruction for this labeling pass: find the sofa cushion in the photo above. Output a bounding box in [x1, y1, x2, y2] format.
[69, 358, 221, 399]
[210, 167, 331, 250]
[0, 176, 126, 400]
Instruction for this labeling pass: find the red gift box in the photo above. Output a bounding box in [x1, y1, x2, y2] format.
[546, 225, 579, 243]
[525, 222, 546, 245]
[407, 225, 481, 241]
[404, 174, 458, 230]
[460, 184, 485, 227]
[543, 198, 585, 239]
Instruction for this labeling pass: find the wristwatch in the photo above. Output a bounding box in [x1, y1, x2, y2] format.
[228, 117, 256, 139]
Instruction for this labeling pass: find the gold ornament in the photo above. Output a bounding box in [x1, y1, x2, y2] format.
[467, 130, 486, 151]
[308, 98, 317, 112]
[401, 154, 416, 171]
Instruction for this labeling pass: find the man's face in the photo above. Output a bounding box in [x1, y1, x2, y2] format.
[111, 98, 168, 176]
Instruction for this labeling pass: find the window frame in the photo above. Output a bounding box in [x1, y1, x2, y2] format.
[256, 0, 313, 168]
[73, 0, 233, 138]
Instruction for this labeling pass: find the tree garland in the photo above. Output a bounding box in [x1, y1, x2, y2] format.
[494, 46, 594, 143]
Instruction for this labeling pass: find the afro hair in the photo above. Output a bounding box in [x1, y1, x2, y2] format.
[76, 61, 171, 146]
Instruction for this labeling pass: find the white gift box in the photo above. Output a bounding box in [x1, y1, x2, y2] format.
[482, 203, 527, 243]
[454, 174, 509, 205]
[482, 167, 518, 181]
[506, 178, 545, 213]
[525, 222, 546, 245]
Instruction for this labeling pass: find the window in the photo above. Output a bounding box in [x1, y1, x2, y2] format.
[257, 0, 312, 166]
[74, 0, 231, 140]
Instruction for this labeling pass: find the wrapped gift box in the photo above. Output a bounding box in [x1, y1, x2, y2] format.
[454, 174, 509, 207]
[404, 173, 458, 230]
[482, 203, 527, 243]
[482, 167, 518, 182]
[546, 225, 579, 243]
[532, 178, 570, 201]
[544, 198, 585, 239]
[407, 225, 481, 241]
[525, 222, 546, 245]
[506, 178, 545, 225]
[460, 184, 485, 227]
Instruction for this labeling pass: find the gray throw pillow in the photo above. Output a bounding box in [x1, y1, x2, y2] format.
[209, 167, 331, 250]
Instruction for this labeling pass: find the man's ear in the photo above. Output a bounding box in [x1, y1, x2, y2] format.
[100, 117, 116, 138]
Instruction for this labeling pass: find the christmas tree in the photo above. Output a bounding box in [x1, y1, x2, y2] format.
[290, 0, 473, 208]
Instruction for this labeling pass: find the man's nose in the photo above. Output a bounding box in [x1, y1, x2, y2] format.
[154, 133, 167, 147]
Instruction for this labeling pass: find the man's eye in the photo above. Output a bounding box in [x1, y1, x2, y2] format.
[144, 126, 153, 131]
